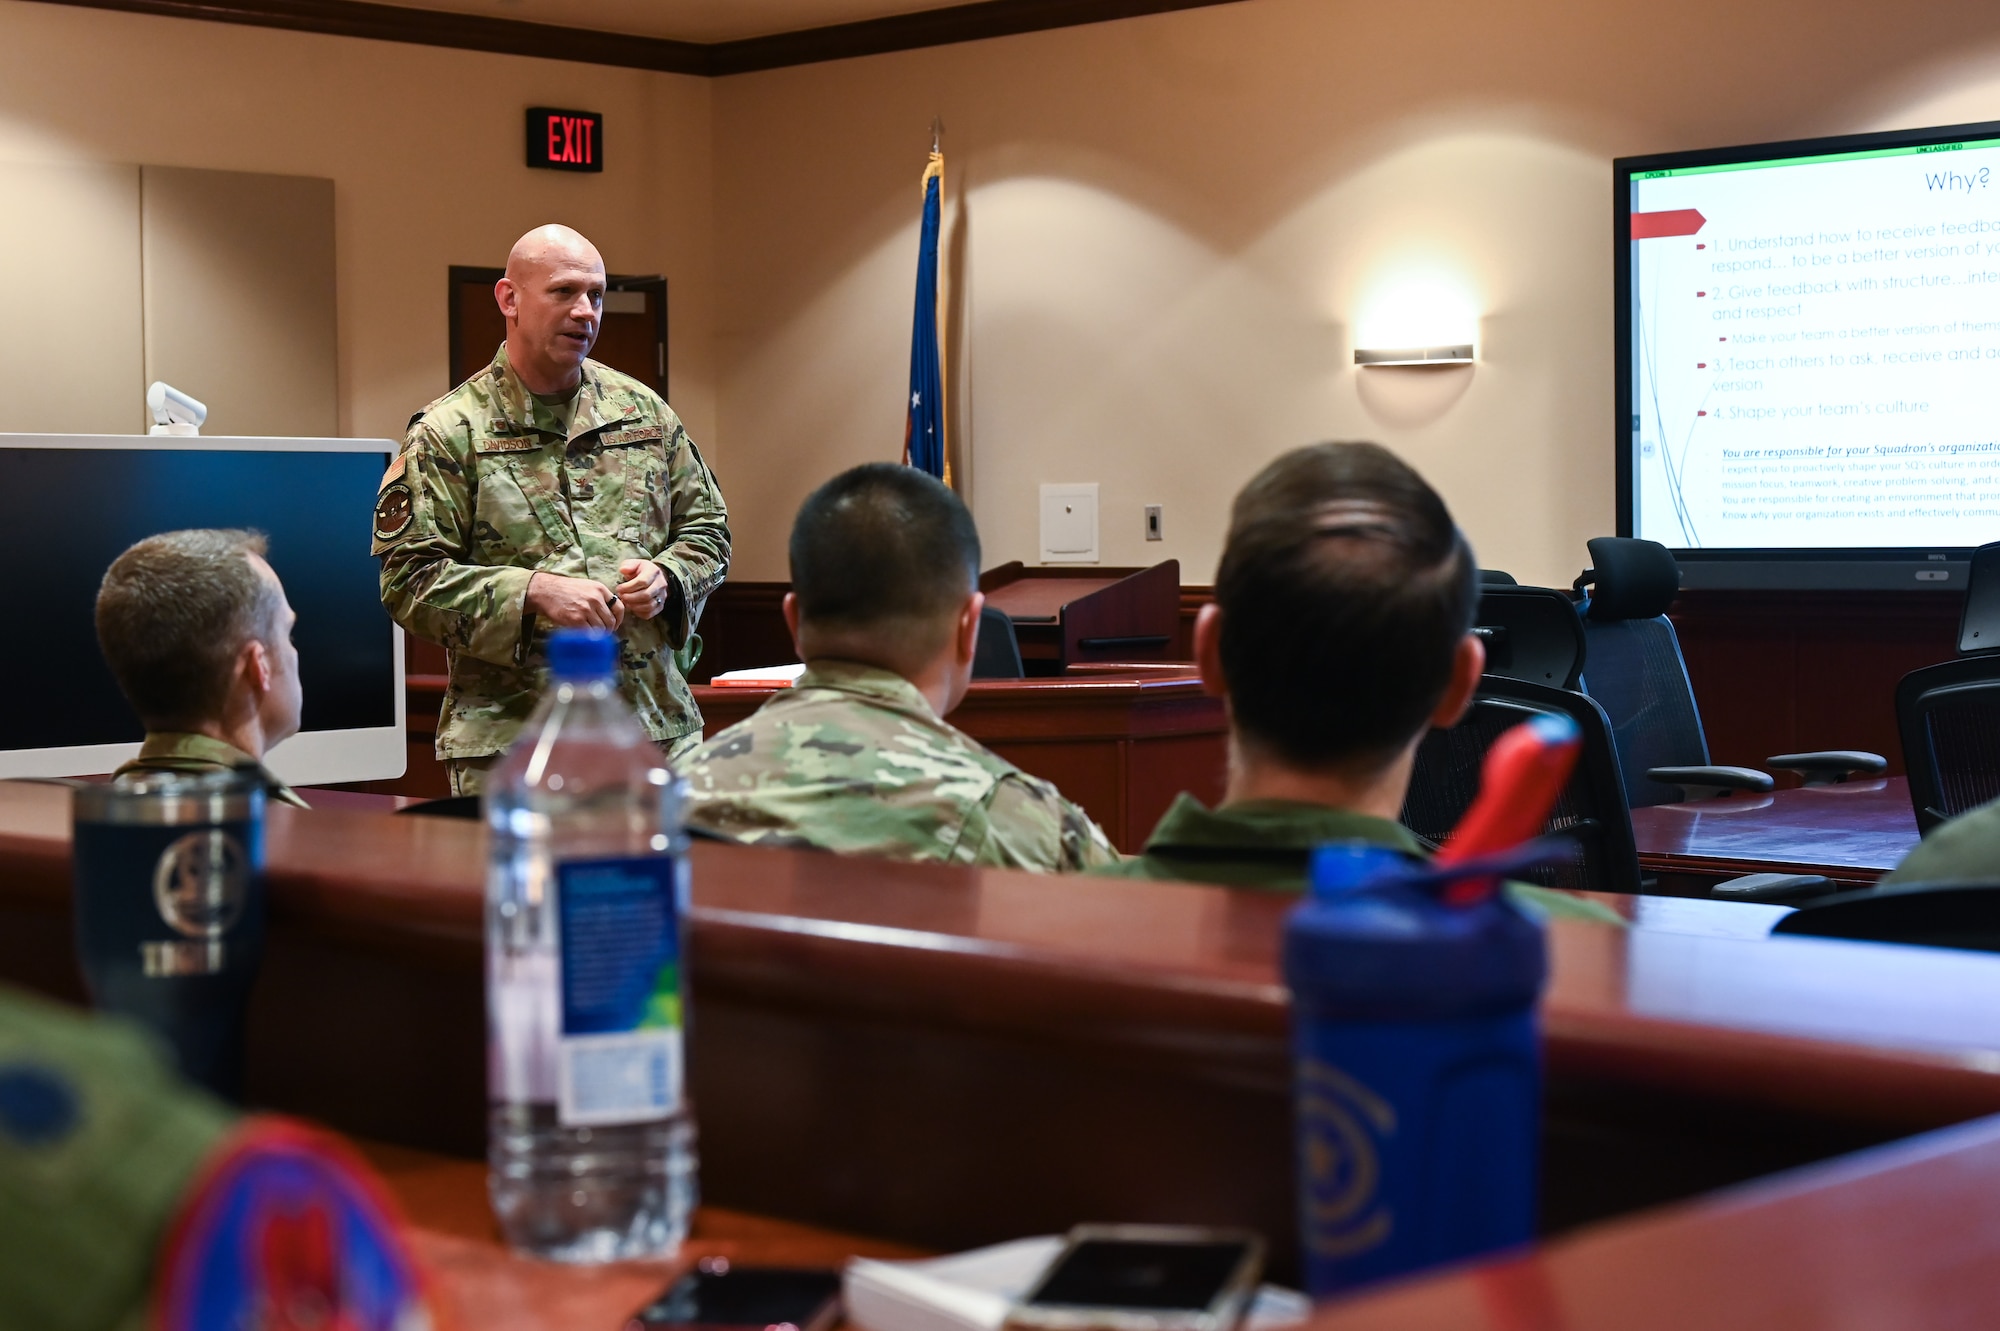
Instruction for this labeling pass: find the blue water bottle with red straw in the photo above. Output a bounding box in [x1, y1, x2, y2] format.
[1284, 714, 1582, 1298]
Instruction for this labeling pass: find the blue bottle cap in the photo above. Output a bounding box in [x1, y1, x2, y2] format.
[1309, 842, 1418, 898]
[548, 628, 617, 681]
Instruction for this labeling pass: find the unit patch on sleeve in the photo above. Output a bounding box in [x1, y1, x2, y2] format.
[374, 482, 415, 542]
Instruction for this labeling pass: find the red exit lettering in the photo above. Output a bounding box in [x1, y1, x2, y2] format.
[544, 116, 595, 165]
[527, 108, 602, 171]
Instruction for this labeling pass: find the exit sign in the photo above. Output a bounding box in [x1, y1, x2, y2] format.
[527, 107, 603, 173]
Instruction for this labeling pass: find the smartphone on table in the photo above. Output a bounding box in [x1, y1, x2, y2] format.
[1003, 1226, 1265, 1331]
[628, 1258, 844, 1331]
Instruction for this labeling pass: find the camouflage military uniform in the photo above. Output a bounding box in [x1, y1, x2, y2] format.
[1093, 794, 1626, 924]
[681, 659, 1121, 872]
[1883, 796, 2000, 885]
[113, 732, 310, 809]
[0, 985, 234, 1331]
[376, 344, 729, 773]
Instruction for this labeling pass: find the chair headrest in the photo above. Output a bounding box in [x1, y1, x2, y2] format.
[1578, 537, 1680, 621]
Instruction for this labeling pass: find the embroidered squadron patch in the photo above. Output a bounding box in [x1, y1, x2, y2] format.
[374, 482, 414, 542]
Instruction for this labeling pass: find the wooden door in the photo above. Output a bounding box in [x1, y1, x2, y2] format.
[447, 266, 669, 398]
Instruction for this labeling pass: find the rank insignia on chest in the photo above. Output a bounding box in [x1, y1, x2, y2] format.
[374, 483, 415, 541]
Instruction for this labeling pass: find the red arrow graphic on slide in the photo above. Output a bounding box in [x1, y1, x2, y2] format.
[1631, 208, 1707, 239]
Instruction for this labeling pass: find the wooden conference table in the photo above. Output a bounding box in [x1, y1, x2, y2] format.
[364, 1140, 925, 1330]
[1631, 776, 1922, 893]
[3, 779, 1998, 1264]
[370, 1115, 2000, 1331]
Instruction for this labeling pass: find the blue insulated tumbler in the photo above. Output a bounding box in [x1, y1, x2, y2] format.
[71, 769, 268, 1101]
[1283, 843, 1546, 1298]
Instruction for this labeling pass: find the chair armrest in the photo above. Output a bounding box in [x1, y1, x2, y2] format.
[1645, 765, 1776, 800]
[1764, 751, 1889, 786]
[1709, 872, 1839, 903]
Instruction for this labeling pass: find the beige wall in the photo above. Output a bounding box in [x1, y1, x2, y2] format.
[9, 0, 2000, 585]
[0, 0, 715, 449]
[711, 0, 2000, 584]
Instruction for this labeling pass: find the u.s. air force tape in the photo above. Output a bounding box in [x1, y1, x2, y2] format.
[374, 483, 414, 542]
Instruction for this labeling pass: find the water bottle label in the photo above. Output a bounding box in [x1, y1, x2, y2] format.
[555, 854, 685, 1127]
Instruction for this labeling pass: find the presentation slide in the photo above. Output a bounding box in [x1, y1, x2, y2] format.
[1630, 133, 2000, 550]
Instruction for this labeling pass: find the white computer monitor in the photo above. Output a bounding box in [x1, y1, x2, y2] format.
[0, 433, 406, 786]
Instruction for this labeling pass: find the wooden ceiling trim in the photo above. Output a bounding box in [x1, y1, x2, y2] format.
[34, 0, 711, 71]
[28, 0, 1249, 75]
[705, 0, 1251, 75]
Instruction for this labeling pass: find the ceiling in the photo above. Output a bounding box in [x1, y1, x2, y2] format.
[355, 0, 995, 44]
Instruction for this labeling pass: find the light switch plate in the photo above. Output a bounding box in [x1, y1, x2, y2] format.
[1040, 483, 1099, 563]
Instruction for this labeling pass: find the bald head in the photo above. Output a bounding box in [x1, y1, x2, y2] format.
[505, 224, 603, 283]
[496, 224, 606, 395]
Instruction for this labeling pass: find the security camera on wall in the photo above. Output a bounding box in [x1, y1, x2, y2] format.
[146, 381, 207, 436]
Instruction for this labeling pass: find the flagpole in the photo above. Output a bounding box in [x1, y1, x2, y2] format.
[931, 117, 951, 488]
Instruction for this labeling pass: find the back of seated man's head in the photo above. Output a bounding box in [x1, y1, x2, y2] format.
[1215, 441, 1477, 774]
[95, 529, 299, 747]
[789, 464, 981, 678]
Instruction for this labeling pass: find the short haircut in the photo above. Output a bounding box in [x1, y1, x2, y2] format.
[95, 529, 284, 730]
[789, 464, 980, 660]
[1216, 442, 1476, 770]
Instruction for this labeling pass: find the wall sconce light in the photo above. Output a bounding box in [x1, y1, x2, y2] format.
[1352, 262, 1479, 369]
[1354, 344, 1475, 367]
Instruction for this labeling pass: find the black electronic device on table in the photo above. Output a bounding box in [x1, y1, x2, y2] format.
[1003, 1226, 1264, 1331]
[628, 1261, 843, 1331]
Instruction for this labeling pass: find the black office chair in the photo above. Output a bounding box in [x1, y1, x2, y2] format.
[1478, 569, 1518, 585]
[972, 605, 1025, 680]
[1772, 882, 2000, 954]
[1897, 542, 2000, 834]
[1403, 674, 1836, 902]
[1474, 586, 1585, 691]
[1896, 656, 2000, 834]
[1574, 537, 1883, 805]
[1402, 675, 1643, 895]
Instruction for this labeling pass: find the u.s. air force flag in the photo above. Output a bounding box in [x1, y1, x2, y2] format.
[903, 148, 949, 483]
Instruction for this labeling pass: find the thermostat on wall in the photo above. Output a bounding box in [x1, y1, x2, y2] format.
[1040, 483, 1099, 563]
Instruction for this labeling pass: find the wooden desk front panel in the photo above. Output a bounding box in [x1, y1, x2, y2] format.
[3, 785, 1995, 1269]
[1671, 589, 1961, 781]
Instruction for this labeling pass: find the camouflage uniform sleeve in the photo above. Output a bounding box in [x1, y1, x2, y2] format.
[976, 776, 1124, 872]
[374, 421, 537, 667]
[650, 422, 730, 652]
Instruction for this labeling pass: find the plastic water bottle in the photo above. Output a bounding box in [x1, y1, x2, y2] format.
[484, 627, 696, 1262]
[1283, 844, 1545, 1297]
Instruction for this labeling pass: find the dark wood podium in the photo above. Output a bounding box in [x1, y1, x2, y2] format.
[980, 560, 1180, 673]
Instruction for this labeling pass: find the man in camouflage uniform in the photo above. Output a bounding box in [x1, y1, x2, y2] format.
[682, 464, 1119, 872]
[377, 225, 729, 793]
[1092, 443, 1619, 925]
[95, 529, 310, 809]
